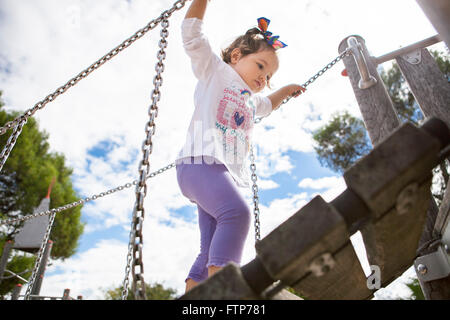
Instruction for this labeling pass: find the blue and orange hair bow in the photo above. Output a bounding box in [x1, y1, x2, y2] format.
[257, 17, 287, 50]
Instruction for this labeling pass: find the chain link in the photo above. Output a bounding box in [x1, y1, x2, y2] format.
[249, 48, 352, 241]
[0, 163, 175, 226]
[249, 145, 261, 243]
[0, 118, 27, 173]
[254, 48, 351, 124]
[121, 13, 173, 300]
[24, 210, 56, 300]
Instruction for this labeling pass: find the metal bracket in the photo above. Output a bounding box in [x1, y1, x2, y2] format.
[346, 37, 377, 89]
[401, 49, 422, 65]
[414, 245, 450, 282]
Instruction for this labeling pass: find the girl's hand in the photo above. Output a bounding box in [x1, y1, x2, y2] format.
[268, 84, 306, 111]
[287, 84, 306, 98]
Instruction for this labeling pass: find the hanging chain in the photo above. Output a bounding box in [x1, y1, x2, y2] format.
[249, 145, 261, 243]
[0, 162, 175, 226]
[23, 210, 56, 300]
[254, 48, 352, 124]
[249, 48, 353, 241]
[0, 118, 27, 173]
[121, 14, 172, 301]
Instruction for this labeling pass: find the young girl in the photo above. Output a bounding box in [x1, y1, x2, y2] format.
[175, 0, 305, 293]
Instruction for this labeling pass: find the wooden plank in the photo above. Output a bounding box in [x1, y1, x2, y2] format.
[343, 122, 441, 288]
[396, 49, 450, 299]
[255, 196, 349, 284]
[292, 240, 373, 300]
[179, 262, 259, 300]
[270, 289, 303, 300]
[367, 179, 433, 288]
[434, 181, 450, 238]
[396, 48, 450, 128]
[344, 122, 441, 218]
[338, 35, 400, 146]
[255, 196, 371, 299]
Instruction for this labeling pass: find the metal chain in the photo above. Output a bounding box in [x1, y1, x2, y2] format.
[24, 211, 56, 300]
[0, 0, 187, 138]
[249, 48, 352, 242]
[249, 145, 261, 243]
[254, 48, 352, 124]
[121, 14, 172, 300]
[0, 118, 27, 173]
[0, 162, 175, 226]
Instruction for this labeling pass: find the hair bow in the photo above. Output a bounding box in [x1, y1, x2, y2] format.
[257, 17, 287, 50]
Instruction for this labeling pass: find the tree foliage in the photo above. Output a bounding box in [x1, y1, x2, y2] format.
[104, 282, 178, 300]
[312, 110, 372, 174]
[0, 90, 84, 297]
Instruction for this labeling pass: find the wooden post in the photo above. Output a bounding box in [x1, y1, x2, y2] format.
[338, 35, 400, 146]
[338, 35, 402, 285]
[396, 47, 450, 299]
[339, 35, 450, 298]
[416, 183, 450, 300]
[396, 48, 450, 128]
[416, 0, 450, 49]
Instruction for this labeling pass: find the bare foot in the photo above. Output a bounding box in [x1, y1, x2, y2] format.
[208, 265, 222, 277]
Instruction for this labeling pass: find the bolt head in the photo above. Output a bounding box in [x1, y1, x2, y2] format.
[417, 264, 427, 275]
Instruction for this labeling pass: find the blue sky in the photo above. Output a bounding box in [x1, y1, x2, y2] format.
[0, 0, 444, 299]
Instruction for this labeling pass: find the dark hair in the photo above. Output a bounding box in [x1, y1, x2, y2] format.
[221, 27, 276, 64]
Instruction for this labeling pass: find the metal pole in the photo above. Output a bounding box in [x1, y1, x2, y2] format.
[30, 240, 53, 298]
[0, 241, 13, 286]
[374, 35, 442, 65]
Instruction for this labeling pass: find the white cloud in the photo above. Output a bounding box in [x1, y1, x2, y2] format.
[257, 178, 280, 190]
[298, 176, 342, 190]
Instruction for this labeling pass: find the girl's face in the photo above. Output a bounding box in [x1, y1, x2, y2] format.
[229, 48, 279, 93]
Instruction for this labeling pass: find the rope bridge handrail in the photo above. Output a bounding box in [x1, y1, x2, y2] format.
[0, 162, 175, 225]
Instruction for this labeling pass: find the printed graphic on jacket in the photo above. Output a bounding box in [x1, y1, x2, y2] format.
[215, 83, 254, 165]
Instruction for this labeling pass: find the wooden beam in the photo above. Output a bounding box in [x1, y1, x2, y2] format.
[396, 48, 450, 129]
[338, 35, 400, 146]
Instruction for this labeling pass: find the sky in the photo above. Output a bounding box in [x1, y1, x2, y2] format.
[0, 0, 446, 300]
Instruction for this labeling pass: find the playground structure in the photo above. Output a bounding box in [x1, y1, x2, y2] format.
[0, 0, 449, 300]
[0, 180, 82, 299]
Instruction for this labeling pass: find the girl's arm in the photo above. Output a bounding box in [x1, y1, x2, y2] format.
[185, 0, 209, 20]
[268, 84, 306, 111]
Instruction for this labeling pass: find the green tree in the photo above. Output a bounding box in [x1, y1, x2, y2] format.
[104, 282, 178, 300]
[312, 110, 372, 174]
[0, 91, 84, 298]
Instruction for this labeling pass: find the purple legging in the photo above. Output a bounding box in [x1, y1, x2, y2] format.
[176, 156, 251, 283]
